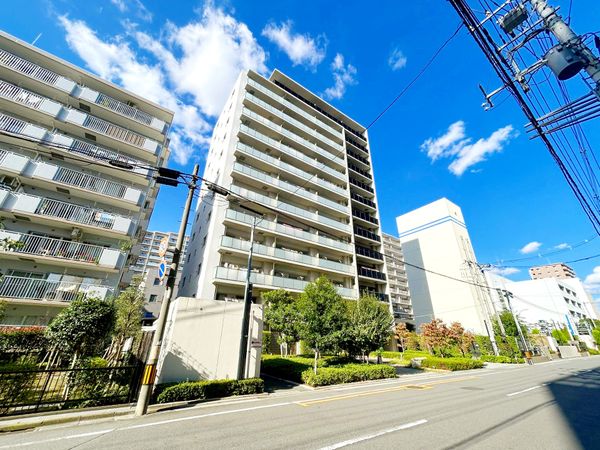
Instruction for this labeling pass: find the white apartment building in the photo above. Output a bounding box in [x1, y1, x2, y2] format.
[180, 70, 389, 304]
[130, 230, 189, 321]
[0, 31, 173, 325]
[382, 233, 414, 326]
[396, 198, 495, 335]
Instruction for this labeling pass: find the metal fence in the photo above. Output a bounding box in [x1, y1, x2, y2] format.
[0, 363, 143, 416]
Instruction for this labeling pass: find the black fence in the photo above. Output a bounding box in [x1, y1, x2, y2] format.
[0, 363, 143, 416]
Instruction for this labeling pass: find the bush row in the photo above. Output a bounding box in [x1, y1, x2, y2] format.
[301, 364, 396, 387]
[260, 355, 353, 383]
[420, 357, 484, 371]
[480, 355, 525, 364]
[156, 378, 264, 404]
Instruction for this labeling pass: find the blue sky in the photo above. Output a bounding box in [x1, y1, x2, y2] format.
[3, 0, 600, 297]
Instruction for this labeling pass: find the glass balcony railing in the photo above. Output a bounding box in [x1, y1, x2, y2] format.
[355, 245, 384, 261]
[225, 209, 353, 253]
[346, 136, 369, 154]
[214, 266, 357, 298]
[351, 192, 376, 208]
[0, 276, 113, 302]
[349, 177, 374, 194]
[232, 162, 348, 213]
[238, 126, 346, 183]
[348, 163, 372, 180]
[230, 185, 351, 233]
[352, 208, 379, 225]
[358, 267, 387, 281]
[354, 226, 381, 242]
[347, 149, 370, 166]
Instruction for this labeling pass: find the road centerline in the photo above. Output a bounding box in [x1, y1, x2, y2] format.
[319, 419, 428, 449]
[506, 384, 546, 397]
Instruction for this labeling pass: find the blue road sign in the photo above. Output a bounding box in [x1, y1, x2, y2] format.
[158, 260, 167, 281]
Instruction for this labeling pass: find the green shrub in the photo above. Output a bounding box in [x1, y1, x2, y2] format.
[262, 331, 273, 355]
[588, 348, 600, 356]
[301, 364, 396, 387]
[592, 329, 600, 346]
[481, 355, 525, 364]
[260, 355, 354, 382]
[474, 335, 494, 355]
[420, 357, 484, 371]
[156, 378, 264, 403]
[0, 362, 37, 412]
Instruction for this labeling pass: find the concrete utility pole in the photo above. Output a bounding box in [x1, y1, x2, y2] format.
[135, 164, 199, 416]
[529, 0, 600, 89]
[504, 292, 529, 352]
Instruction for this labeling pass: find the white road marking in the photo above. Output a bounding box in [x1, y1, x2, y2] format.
[319, 419, 428, 449]
[0, 429, 115, 449]
[506, 384, 546, 397]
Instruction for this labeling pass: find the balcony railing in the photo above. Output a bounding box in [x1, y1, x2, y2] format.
[346, 136, 369, 154]
[225, 209, 353, 253]
[0, 231, 122, 266]
[54, 167, 128, 199]
[215, 266, 356, 298]
[82, 116, 147, 148]
[359, 267, 387, 281]
[221, 236, 353, 274]
[0, 276, 113, 302]
[349, 177, 374, 194]
[232, 162, 347, 213]
[0, 48, 60, 85]
[351, 192, 376, 208]
[352, 209, 379, 225]
[36, 198, 116, 229]
[95, 93, 153, 126]
[0, 80, 44, 109]
[348, 163, 372, 180]
[355, 245, 384, 261]
[354, 226, 380, 242]
[0, 113, 26, 135]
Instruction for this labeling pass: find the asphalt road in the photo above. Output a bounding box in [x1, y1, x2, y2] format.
[1, 357, 599, 450]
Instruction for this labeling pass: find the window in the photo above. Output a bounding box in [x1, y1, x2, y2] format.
[202, 236, 207, 246]
[192, 232, 196, 241]
[197, 263, 202, 275]
[149, 295, 158, 303]
[181, 276, 186, 287]
[153, 278, 160, 286]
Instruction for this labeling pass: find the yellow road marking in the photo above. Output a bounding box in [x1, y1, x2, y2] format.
[295, 376, 478, 407]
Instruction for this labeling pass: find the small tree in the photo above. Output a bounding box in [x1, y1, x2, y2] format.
[297, 276, 348, 373]
[263, 289, 302, 357]
[448, 322, 465, 351]
[45, 297, 115, 367]
[343, 295, 394, 362]
[394, 322, 411, 359]
[460, 331, 475, 357]
[552, 327, 570, 345]
[420, 319, 451, 357]
[494, 310, 528, 338]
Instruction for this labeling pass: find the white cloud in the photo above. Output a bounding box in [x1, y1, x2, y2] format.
[420, 121, 515, 176]
[110, 0, 152, 22]
[584, 266, 600, 294]
[554, 243, 571, 250]
[520, 241, 542, 254]
[489, 266, 521, 277]
[59, 5, 268, 164]
[388, 48, 407, 70]
[110, 0, 127, 13]
[262, 21, 326, 69]
[323, 53, 357, 100]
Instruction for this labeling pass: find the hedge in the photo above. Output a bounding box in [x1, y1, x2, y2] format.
[156, 378, 264, 404]
[588, 348, 600, 356]
[301, 364, 396, 387]
[481, 355, 525, 364]
[260, 355, 354, 383]
[372, 350, 430, 360]
[420, 357, 484, 371]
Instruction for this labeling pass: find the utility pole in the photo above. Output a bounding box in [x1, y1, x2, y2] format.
[478, 263, 507, 338]
[135, 164, 199, 416]
[504, 292, 529, 352]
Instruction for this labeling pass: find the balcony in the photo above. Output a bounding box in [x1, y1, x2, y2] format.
[358, 267, 387, 281]
[220, 236, 353, 274]
[225, 209, 353, 253]
[214, 266, 357, 298]
[236, 142, 346, 197]
[0, 276, 113, 303]
[346, 136, 369, 154]
[238, 126, 346, 183]
[354, 225, 381, 243]
[361, 290, 389, 302]
[352, 209, 379, 225]
[230, 185, 351, 234]
[0, 112, 151, 179]
[351, 192, 376, 209]
[0, 149, 143, 209]
[246, 78, 341, 138]
[349, 177, 374, 194]
[0, 189, 134, 237]
[0, 79, 62, 120]
[0, 230, 124, 270]
[232, 162, 348, 214]
[355, 245, 384, 261]
[347, 149, 370, 166]
[348, 163, 372, 180]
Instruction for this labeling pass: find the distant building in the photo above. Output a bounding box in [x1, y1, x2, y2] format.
[0, 31, 173, 326]
[382, 233, 414, 326]
[396, 198, 495, 336]
[131, 230, 189, 322]
[529, 263, 576, 280]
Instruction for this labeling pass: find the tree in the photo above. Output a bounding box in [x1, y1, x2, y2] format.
[105, 278, 145, 363]
[460, 331, 475, 357]
[420, 319, 452, 357]
[0, 300, 5, 324]
[343, 295, 394, 362]
[593, 328, 600, 346]
[263, 289, 302, 357]
[45, 297, 115, 367]
[448, 322, 465, 350]
[394, 322, 411, 359]
[297, 276, 348, 373]
[552, 327, 570, 345]
[494, 310, 527, 338]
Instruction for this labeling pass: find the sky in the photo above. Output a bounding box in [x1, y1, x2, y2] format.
[3, 0, 600, 304]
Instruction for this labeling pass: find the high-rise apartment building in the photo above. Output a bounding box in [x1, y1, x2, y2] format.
[0, 31, 173, 325]
[180, 70, 389, 304]
[382, 233, 414, 325]
[396, 198, 494, 335]
[529, 263, 576, 280]
[130, 230, 189, 321]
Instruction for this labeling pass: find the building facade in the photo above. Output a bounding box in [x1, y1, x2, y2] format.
[396, 198, 495, 335]
[382, 233, 414, 325]
[180, 69, 389, 305]
[130, 230, 189, 321]
[0, 31, 173, 325]
[529, 263, 576, 280]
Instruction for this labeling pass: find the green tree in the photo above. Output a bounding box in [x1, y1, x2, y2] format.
[45, 297, 116, 366]
[552, 327, 571, 345]
[593, 329, 600, 346]
[297, 276, 348, 373]
[0, 300, 5, 324]
[263, 289, 302, 357]
[494, 310, 527, 338]
[343, 295, 394, 362]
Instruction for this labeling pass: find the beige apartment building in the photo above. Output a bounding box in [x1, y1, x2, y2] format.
[529, 263, 576, 280]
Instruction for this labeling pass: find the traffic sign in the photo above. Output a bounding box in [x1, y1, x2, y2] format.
[158, 258, 167, 282]
[158, 236, 169, 257]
